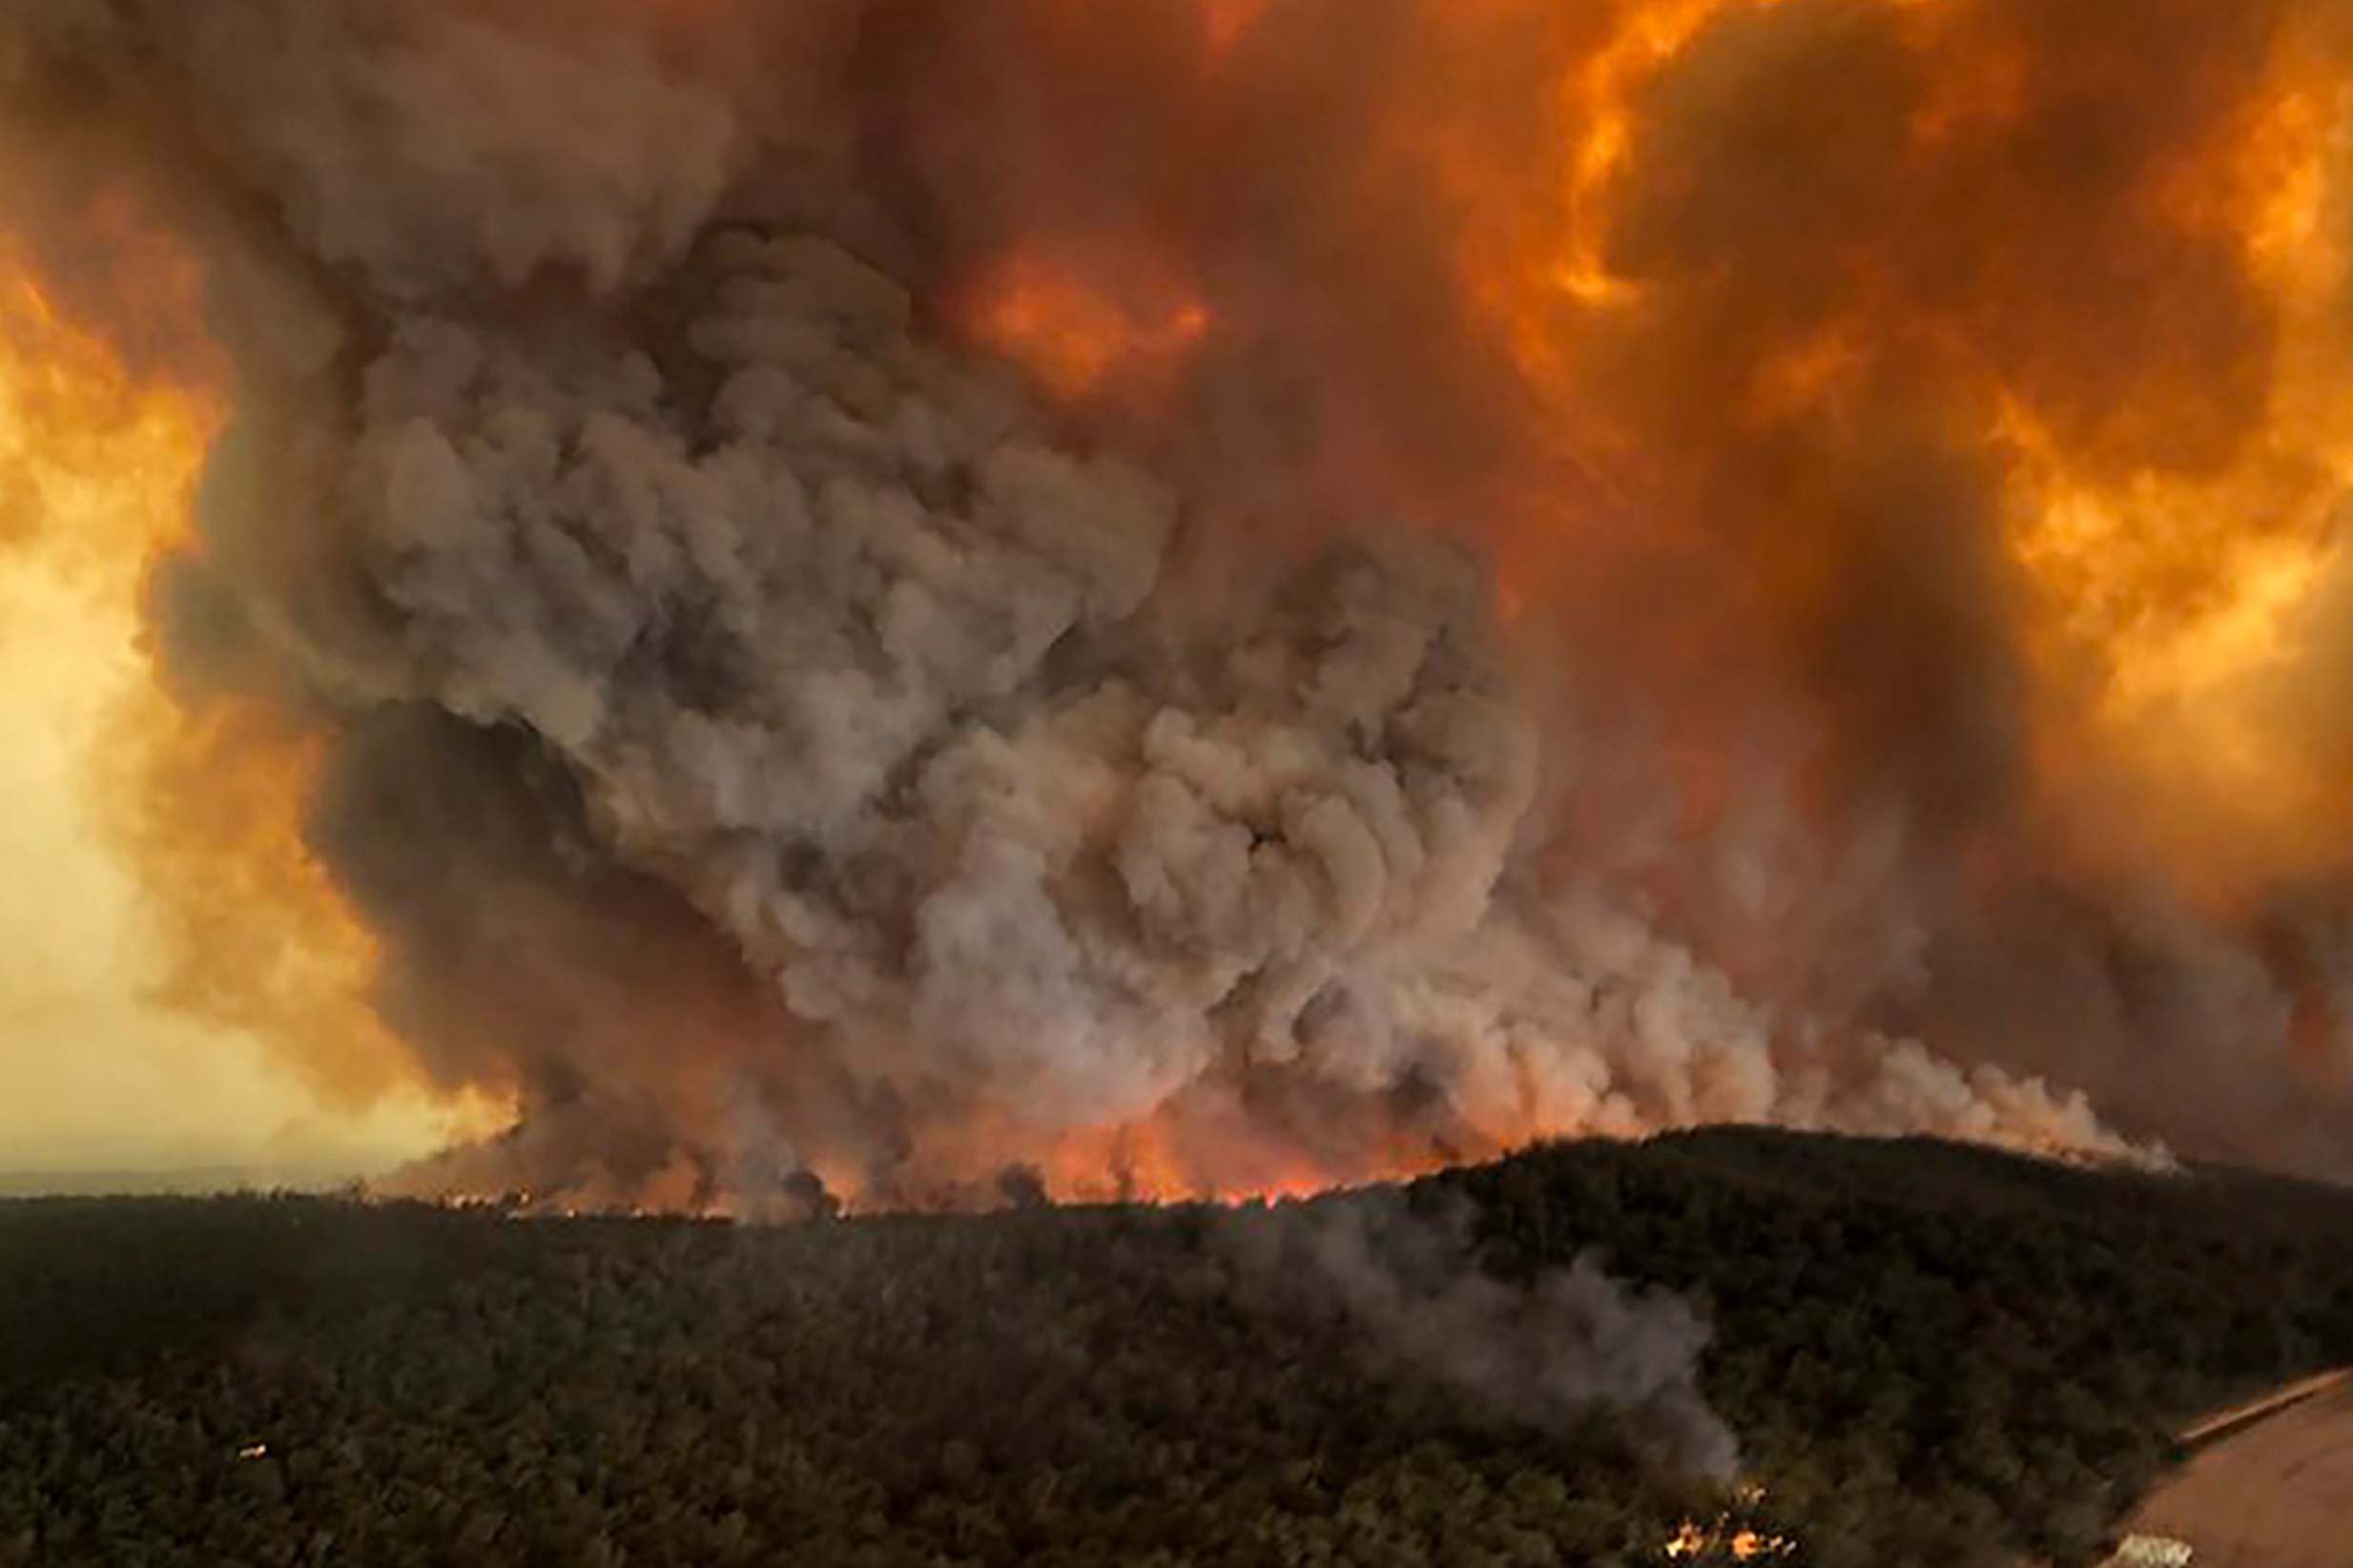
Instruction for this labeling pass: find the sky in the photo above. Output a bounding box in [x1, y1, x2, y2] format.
[0, 505, 472, 1186]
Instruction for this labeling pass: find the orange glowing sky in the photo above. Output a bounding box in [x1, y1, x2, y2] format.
[0, 250, 497, 1183]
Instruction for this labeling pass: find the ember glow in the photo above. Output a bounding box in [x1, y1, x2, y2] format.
[964, 249, 1213, 402]
[6, 0, 2353, 1207]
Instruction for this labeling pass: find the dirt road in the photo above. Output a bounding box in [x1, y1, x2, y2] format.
[2121, 1374, 2353, 1566]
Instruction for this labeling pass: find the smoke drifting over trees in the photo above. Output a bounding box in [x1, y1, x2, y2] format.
[3, 0, 2353, 1204]
[1222, 1195, 1740, 1480]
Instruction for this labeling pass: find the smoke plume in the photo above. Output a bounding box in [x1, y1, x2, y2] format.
[5, 0, 2353, 1204]
[1221, 1192, 1741, 1479]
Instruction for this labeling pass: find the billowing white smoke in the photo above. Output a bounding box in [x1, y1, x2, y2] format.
[0, 0, 2152, 1208]
[1389, 890, 2136, 1160]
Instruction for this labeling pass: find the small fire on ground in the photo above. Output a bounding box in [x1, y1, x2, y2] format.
[1662, 1487, 1801, 1562]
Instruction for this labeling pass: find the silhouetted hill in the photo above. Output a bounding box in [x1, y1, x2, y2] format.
[5, 1129, 2350, 1567]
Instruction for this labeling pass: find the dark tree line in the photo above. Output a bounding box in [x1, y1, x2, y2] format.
[3, 1128, 2348, 1567]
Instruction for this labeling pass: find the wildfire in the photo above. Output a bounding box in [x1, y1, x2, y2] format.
[1447, 0, 2353, 901]
[885, 1088, 1491, 1208]
[1992, 32, 2353, 886]
[963, 249, 1212, 403]
[12, 0, 2353, 1209]
[1662, 1497, 1800, 1562]
[1555, 0, 1803, 311]
[1035, 1118, 1398, 1207]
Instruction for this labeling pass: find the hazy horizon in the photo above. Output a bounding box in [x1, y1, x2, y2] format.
[0, 1160, 386, 1198]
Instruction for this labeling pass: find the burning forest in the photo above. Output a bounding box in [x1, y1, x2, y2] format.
[6, 0, 2353, 1212]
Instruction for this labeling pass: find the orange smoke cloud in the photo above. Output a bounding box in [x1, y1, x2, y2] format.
[0, 237, 215, 571]
[0, 229, 466, 1119]
[1431, 0, 2353, 891]
[963, 247, 1212, 402]
[895, 0, 2353, 1175]
[1197, 0, 1270, 56]
[95, 694, 414, 1104]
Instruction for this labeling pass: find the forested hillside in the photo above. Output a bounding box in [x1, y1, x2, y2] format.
[4, 1129, 2350, 1568]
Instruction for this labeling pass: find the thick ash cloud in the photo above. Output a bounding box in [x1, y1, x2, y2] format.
[9, 0, 2353, 1203]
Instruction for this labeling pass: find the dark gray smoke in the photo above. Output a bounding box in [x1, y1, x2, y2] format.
[1221, 1193, 1741, 1480]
